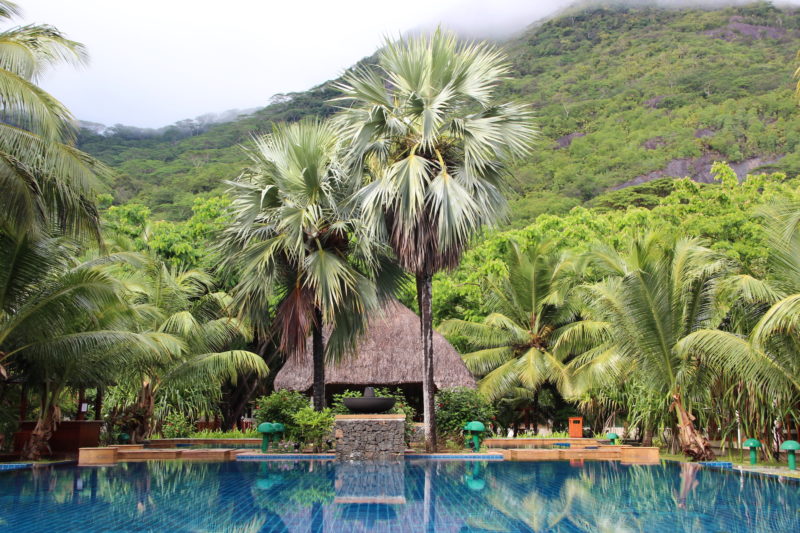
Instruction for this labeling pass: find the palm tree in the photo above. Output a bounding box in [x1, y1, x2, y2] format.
[560, 233, 731, 460]
[0, 231, 175, 458]
[335, 29, 536, 449]
[105, 254, 268, 442]
[0, 1, 111, 238]
[439, 240, 577, 412]
[219, 119, 391, 410]
[679, 201, 800, 451]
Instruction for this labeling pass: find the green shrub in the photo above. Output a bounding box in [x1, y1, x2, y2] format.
[330, 388, 417, 445]
[189, 428, 259, 439]
[161, 412, 194, 438]
[435, 387, 496, 439]
[292, 407, 334, 452]
[254, 389, 309, 438]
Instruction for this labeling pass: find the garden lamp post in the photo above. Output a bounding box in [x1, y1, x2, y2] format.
[743, 438, 761, 465]
[780, 440, 800, 470]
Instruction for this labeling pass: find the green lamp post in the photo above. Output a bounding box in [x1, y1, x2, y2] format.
[780, 440, 800, 471]
[258, 422, 275, 453]
[743, 438, 761, 465]
[272, 423, 286, 445]
[463, 421, 486, 452]
[606, 432, 620, 445]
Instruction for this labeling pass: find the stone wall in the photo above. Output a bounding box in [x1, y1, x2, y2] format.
[334, 414, 405, 461]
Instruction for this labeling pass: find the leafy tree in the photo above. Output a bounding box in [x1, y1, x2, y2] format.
[0, 1, 111, 238]
[219, 119, 392, 410]
[104, 254, 267, 442]
[439, 240, 577, 404]
[560, 233, 731, 460]
[335, 29, 536, 450]
[0, 232, 166, 458]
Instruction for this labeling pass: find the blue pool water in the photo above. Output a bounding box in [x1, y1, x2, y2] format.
[0, 459, 798, 532]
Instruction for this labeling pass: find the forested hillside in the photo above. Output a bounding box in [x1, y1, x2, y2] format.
[80, 2, 800, 225]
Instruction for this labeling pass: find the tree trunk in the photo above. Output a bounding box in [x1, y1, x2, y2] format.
[220, 373, 259, 430]
[671, 393, 715, 461]
[131, 381, 155, 444]
[311, 307, 325, 411]
[417, 273, 437, 452]
[94, 387, 104, 420]
[642, 424, 654, 447]
[21, 386, 61, 460]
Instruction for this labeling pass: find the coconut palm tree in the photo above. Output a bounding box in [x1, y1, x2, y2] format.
[559, 233, 731, 460]
[678, 201, 800, 450]
[219, 119, 393, 410]
[0, 1, 111, 238]
[105, 254, 268, 442]
[0, 230, 178, 458]
[335, 29, 536, 449]
[439, 240, 577, 407]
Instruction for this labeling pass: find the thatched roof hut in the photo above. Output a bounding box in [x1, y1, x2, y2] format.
[273, 300, 475, 395]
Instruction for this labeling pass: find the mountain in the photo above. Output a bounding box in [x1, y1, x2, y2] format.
[78, 2, 800, 224]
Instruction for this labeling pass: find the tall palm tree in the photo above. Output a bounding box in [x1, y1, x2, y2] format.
[439, 240, 577, 406]
[105, 254, 268, 442]
[335, 29, 536, 450]
[219, 119, 391, 410]
[0, 1, 111, 238]
[560, 233, 731, 460]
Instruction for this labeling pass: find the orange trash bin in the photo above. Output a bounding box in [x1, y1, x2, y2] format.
[568, 417, 583, 438]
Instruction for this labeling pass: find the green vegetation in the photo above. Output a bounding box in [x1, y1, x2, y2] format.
[81, 3, 800, 227]
[291, 407, 334, 452]
[434, 387, 497, 438]
[3, 2, 800, 462]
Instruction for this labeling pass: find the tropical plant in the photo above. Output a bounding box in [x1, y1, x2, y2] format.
[678, 200, 800, 456]
[103, 254, 268, 442]
[160, 412, 194, 438]
[291, 406, 334, 452]
[335, 29, 536, 449]
[439, 240, 578, 405]
[219, 119, 395, 410]
[435, 386, 496, 438]
[0, 231, 176, 458]
[560, 233, 732, 460]
[0, 1, 112, 238]
[253, 389, 309, 431]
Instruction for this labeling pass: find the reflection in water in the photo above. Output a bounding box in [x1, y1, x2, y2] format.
[0, 459, 798, 532]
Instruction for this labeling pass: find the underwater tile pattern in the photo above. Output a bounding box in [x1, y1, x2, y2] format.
[0, 459, 798, 532]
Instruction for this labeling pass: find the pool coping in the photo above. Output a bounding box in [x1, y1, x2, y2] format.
[0, 460, 75, 472]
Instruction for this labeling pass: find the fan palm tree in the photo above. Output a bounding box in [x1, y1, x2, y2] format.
[0, 1, 111, 238]
[559, 233, 731, 460]
[105, 254, 268, 442]
[0, 230, 179, 458]
[439, 240, 577, 406]
[335, 29, 536, 449]
[219, 119, 392, 410]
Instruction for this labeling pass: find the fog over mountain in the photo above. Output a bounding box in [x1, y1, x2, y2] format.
[22, 0, 800, 129]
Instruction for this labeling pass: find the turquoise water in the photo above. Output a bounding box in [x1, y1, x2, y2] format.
[0, 459, 798, 532]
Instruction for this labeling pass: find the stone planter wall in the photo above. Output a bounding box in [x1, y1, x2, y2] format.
[334, 414, 405, 461]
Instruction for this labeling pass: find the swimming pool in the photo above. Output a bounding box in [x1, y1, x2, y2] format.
[0, 459, 797, 532]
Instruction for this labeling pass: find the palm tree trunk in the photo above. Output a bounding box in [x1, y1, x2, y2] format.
[132, 381, 155, 443]
[21, 384, 61, 460]
[312, 306, 325, 411]
[417, 273, 437, 452]
[672, 393, 715, 461]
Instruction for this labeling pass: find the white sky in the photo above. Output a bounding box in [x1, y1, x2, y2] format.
[18, 0, 563, 128]
[17, 0, 798, 128]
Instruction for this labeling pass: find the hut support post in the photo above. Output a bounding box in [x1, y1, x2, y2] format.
[417, 273, 437, 452]
[311, 307, 325, 411]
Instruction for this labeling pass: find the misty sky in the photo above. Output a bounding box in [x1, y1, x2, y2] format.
[18, 0, 799, 128]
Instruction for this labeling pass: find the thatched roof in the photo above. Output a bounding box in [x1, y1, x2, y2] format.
[273, 300, 476, 391]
